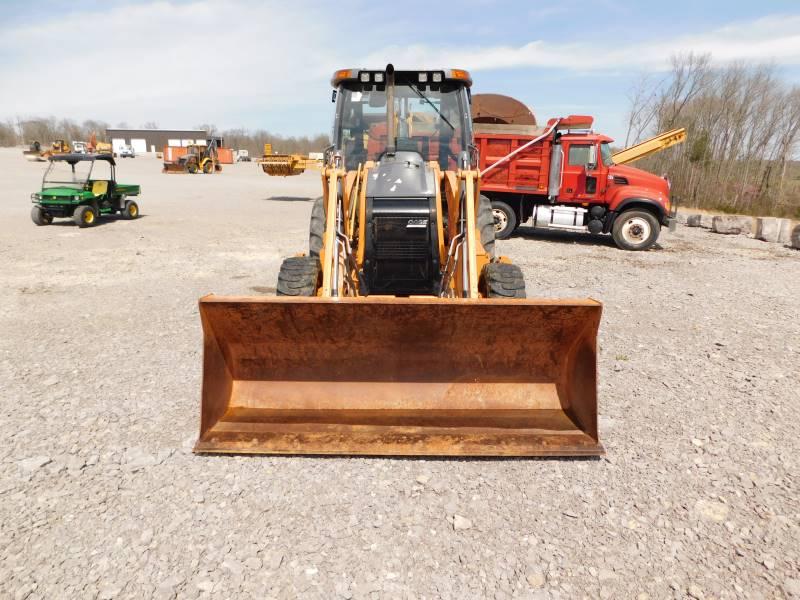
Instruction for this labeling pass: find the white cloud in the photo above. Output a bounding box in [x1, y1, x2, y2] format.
[0, 0, 343, 132]
[362, 14, 800, 72]
[1, 5, 798, 134]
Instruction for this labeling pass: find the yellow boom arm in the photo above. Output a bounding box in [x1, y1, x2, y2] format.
[612, 128, 687, 165]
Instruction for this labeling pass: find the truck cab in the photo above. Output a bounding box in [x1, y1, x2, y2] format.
[557, 133, 672, 213]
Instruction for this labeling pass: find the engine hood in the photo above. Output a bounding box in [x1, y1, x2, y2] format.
[609, 163, 670, 197]
[366, 151, 436, 197]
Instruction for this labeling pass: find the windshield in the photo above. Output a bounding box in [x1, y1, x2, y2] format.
[43, 160, 92, 189]
[600, 142, 614, 166]
[335, 81, 470, 170]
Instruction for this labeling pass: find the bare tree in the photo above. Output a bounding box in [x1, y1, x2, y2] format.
[632, 54, 800, 218]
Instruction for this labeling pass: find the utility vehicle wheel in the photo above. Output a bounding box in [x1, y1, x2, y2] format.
[187, 163, 198, 174]
[123, 200, 139, 219]
[74, 205, 97, 228]
[491, 200, 517, 240]
[31, 206, 52, 226]
[309, 197, 325, 257]
[477, 195, 496, 258]
[480, 262, 526, 299]
[612, 209, 660, 251]
[202, 161, 213, 174]
[276, 256, 320, 296]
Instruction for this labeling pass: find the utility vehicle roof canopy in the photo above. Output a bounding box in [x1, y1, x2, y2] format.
[50, 153, 116, 166]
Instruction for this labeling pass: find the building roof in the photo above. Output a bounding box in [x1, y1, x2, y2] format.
[105, 128, 207, 133]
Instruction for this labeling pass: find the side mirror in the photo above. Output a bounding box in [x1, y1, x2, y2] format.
[587, 145, 597, 170]
[331, 89, 337, 103]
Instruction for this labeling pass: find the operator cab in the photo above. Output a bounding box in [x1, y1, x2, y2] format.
[331, 66, 473, 171]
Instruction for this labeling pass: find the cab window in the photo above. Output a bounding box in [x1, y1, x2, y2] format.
[568, 144, 591, 166]
[600, 142, 614, 166]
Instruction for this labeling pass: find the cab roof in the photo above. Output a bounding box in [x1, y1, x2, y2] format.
[331, 67, 472, 88]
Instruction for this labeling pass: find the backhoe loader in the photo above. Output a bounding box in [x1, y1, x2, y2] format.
[195, 66, 603, 456]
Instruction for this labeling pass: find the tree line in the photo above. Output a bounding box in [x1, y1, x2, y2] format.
[626, 53, 800, 219]
[0, 118, 330, 157]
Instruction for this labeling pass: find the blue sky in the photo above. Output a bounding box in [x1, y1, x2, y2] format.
[1, 0, 799, 143]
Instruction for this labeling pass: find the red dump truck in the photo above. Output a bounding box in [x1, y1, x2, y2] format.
[472, 95, 677, 250]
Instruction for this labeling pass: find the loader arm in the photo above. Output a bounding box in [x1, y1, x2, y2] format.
[612, 128, 687, 165]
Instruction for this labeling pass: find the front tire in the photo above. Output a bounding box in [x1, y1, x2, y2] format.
[612, 209, 660, 251]
[477, 195, 496, 258]
[123, 200, 139, 219]
[31, 206, 52, 226]
[74, 205, 97, 228]
[202, 161, 213, 174]
[276, 256, 320, 296]
[480, 263, 526, 298]
[491, 200, 517, 240]
[309, 197, 325, 257]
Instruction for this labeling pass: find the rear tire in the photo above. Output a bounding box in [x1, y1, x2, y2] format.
[74, 205, 97, 228]
[612, 209, 660, 251]
[276, 256, 320, 296]
[477, 195, 496, 258]
[187, 163, 198, 174]
[491, 200, 517, 240]
[123, 200, 139, 219]
[309, 197, 325, 257]
[480, 263, 526, 298]
[31, 206, 52, 226]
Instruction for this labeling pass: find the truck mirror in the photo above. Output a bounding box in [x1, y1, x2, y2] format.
[587, 145, 597, 170]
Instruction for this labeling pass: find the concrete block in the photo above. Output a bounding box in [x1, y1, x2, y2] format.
[700, 214, 714, 229]
[712, 215, 753, 235]
[792, 224, 800, 249]
[778, 219, 792, 244]
[686, 214, 702, 227]
[755, 217, 789, 243]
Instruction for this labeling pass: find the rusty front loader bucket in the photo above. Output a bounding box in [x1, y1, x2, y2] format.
[195, 296, 603, 457]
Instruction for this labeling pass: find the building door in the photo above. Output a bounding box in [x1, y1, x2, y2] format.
[111, 138, 126, 154]
[131, 138, 147, 154]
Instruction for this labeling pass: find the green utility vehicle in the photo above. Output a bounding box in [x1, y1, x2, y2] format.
[30, 153, 141, 227]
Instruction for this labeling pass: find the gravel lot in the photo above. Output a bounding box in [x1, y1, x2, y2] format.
[1, 147, 798, 599]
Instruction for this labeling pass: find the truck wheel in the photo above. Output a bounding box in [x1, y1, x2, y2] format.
[309, 197, 325, 257]
[612, 209, 660, 251]
[276, 256, 320, 296]
[31, 206, 52, 226]
[491, 200, 517, 240]
[123, 200, 139, 219]
[480, 263, 526, 299]
[74, 205, 97, 228]
[477, 195, 496, 258]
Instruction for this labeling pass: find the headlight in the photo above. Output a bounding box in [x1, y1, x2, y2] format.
[74, 195, 81, 201]
[418, 72, 428, 83]
[374, 72, 384, 83]
[359, 72, 370, 83]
